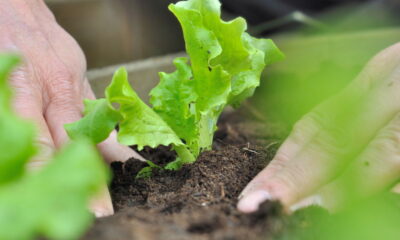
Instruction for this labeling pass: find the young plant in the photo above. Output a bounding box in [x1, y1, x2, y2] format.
[0, 55, 109, 240]
[66, 0, 284, 170]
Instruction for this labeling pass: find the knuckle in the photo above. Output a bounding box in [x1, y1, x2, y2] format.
[374, 127, 400, 157]
[303, 112, 348, 154]
[266, 170, 304, 204]
[290, 112, 323, 142]
[45, 66, 82, 107]
[28, 137, 55, 170]
[302, 110, 334, 131]
[35, 136, 55, 153]
[268, 153, 290, 173]
[50, 64, 74, 86]
[314, 126, 348, 155]
[365, 113, 400, 168]
[298, 111, 324, 129]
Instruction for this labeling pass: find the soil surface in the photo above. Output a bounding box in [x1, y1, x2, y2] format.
[83, 108, 400, 240]
[83, 110, 308, 240]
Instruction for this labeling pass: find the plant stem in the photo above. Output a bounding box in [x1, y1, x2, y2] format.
[175, 145, 196, 164]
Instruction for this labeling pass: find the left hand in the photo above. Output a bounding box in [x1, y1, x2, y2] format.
[2, 0, 143, 217]
[238, 42, 400, 213]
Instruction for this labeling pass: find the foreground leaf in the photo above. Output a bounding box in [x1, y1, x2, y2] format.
[0, 54, 110, 240]
[0, 55, 36, 185]
[0, 140, 109, 240]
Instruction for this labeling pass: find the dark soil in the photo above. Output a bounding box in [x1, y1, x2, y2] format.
[82, 107, 400, 240]
[82, 110, 310, 240]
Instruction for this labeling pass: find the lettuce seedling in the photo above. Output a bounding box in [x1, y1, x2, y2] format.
[66, 0, 284, 170]
[0, 55, 109, 240]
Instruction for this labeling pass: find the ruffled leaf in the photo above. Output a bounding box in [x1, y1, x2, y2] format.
[65, 99, 121, 144]
[106, 68, 184, 150]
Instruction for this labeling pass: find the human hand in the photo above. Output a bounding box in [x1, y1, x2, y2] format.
[2, 0, 143, 217]
[238, 42, 400, 213]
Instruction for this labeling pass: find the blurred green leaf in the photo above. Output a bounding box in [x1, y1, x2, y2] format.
[0, 54, 109, 240]
[0, 140, 109, 240]
[0, 55, 36, 185]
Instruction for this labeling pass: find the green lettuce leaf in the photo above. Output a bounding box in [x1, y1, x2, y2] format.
[65, 99, 121, 144]
[150, 57, 199, 154]
[166, 0, 284, 152]
[106, 68, 184, 150]
[65, 0, 283, 170]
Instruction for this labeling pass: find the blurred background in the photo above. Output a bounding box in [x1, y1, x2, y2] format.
[45, 0, 400, 68]
[45, 0, 400, 125]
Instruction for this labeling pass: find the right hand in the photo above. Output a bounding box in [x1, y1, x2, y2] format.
[238, 42, 400, 213]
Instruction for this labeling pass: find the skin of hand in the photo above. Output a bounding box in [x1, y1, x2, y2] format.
[238, 42, 400, 213]
[2, 0, 143, 217]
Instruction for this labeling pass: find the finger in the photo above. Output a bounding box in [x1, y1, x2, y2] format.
[238, 70, 372, 198]
[98, 130, 146, 163]
[238, 103, 329, 199]
[256, 42, 400, 197]
[314, 112, 400, 212]
[89, 184, 114, 218]
[44, 85, 117, 216]
[237, 115, 321, 213]
[289, 194, 324, 213]
[44, 96, 82, 148]
[238, 84, 364, 213]
[239, 65, 400, 213]
[239, 43, 400, 213]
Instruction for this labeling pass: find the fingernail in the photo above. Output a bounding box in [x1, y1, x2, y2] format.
[237, 190, 272, 213]
[94, 210, 113, 218]
[238, 192, 244, 200]
[289, 195, 323, 213]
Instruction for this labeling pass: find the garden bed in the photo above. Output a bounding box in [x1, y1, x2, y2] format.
[82, 110, 300, 240]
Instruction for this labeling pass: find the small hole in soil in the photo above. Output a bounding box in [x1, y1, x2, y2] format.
[187, 221, 220, 234]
